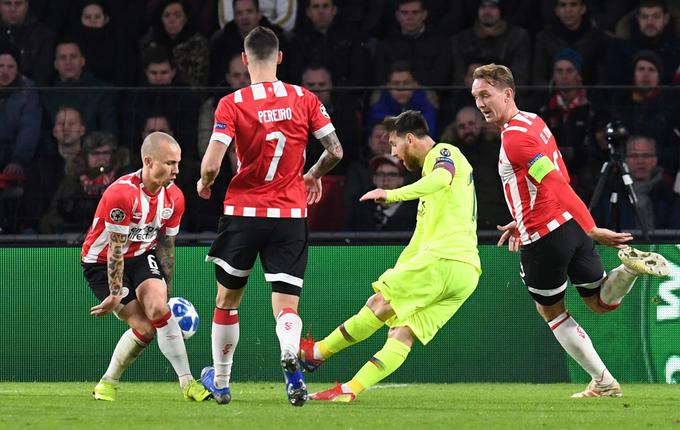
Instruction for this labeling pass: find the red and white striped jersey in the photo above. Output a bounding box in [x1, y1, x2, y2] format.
[498, 111, 572, 244]
[81, 170, 185, 263]
[210, 80, 334, 218]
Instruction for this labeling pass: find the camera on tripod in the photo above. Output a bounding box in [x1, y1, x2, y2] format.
[604, 120, 629, 159]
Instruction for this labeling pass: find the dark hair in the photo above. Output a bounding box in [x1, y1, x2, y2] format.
[143, 46, 176, 69]
[244, 26, 279, 61]
[638, 0, 668, 13]
[55, 105, 85, 125]
[390, 60, 413, 75]
[396, 0, 425, 10]
[83, 131, 118, 153]
[383, 110, 429, 138]
[234, 0, 260, 11]
[302, 62, 331, 77]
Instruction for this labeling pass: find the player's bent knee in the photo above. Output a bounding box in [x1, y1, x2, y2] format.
[535, 300, 566, 321]
[388, 327, 415, 347]
[366, 293, 394, 321]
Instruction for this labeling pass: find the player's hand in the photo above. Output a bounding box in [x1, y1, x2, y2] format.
[360, 188, 387, 203]
[90, 294, 123, 317]
[587, 227, 633, 248]
[304, 173, 322, 204]
[497, 221, 520, 252]
[196, 179, 211, 200]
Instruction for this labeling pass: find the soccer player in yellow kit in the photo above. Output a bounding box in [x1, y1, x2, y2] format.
[300, 110, 481, 402]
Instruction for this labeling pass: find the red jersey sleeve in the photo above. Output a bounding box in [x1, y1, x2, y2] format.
[504, 131, 541, 169]
[102, 186, 135, 235]
[163, 184, 185, 237]
[305, 90, 335, 139]
[210, 96, 237, 147]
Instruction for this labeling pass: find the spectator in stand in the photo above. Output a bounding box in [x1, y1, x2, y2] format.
[607, 0, 680, 85]
[538, 49, 604, 172]
[301, 64, 363, 172]
[0, 0, 55, 86]
[344, 154, 417, 231]
[533, 0, 609, 86]
[612, 50, 679, 175]
[0, 42, 39, 233]
[593, 135, 680, 231]
[120, 47, 199, 166]
[39, 131, 129, 234]
[146, 0, 219, 38]
[289, 0, 370, 86]
[209, 0, 288, 84]
[451, 0, 531, 85]
[373, 0, 452, 86]
[368, 61, 438, 138]
[42, 40, 119, 137]
[67, 1, 138, 86]
[218, 0, 297, 32]
[440, 107, 507, 230]
[141, 0, 210, 87]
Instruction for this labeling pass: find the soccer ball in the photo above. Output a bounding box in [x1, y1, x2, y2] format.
[168, 297, 199, 340]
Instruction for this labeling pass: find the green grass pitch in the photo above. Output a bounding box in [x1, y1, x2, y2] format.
[1, 382, 678, 430]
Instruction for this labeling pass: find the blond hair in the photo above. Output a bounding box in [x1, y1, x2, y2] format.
[472, 64, 516, 94]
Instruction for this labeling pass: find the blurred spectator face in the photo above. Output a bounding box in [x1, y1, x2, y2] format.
[478, 2, 501, 27]
[555, 0, 585, 31]
[368, 123, 391, 156]
[0, 53, 17, 86]
[625, 137, 657, 181]
[87, 144, 113, 170]
[388, 70, 416, 106]
[0, 0, 28, 26]
[307, 0, 336, 31]
[162, 2, 187, 38]
[637, 6, 669, 38]
[396, 1, 427, 35]
[81, 3, 107, 28]
[464, 62, 482, 88]
[142, 116, 173, 140]
[552, 59, 582, 89]
[455, 108, 482, 145]
[634, 59, 660, 88]
[234, 0, 261, 35]
[53, 107, 86, 160]
[225, 56, 250, 88]
[54, 43, 86, 81]
[372, 162, 404, 190]
[302, 67, 332, 105]
[145, 61, 176, 85]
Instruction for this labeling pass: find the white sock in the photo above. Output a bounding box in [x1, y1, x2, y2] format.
[212, 307, 239, 389]
[276, 308, 302, 357]
[152, 311, 193, 387]
[599, 265, 637, 308]
[101, 329, 150, 383]
[549, 311, 615, 385]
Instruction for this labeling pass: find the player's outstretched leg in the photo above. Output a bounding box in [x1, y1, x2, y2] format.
[200, 366, 231, 404]
[547, 310, 622, 398]
[310, 337, 411, 403]
[303, 306, 386, 373]
[599, 246, 670, 309]
[93, 328, 151, 401]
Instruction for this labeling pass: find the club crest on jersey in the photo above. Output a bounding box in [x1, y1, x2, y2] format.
[320, 104, 330, 119]
[161, 207, 173, 219]
[439, 148, 451, 157]
[214, 123, 227, 130]
[109, 208, 126, 222]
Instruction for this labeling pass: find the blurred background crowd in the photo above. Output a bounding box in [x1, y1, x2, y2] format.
[0, 0, 679, 235]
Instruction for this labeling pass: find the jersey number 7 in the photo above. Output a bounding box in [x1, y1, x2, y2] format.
[264, 131, 287, 181]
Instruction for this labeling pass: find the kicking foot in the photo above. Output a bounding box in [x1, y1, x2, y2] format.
[183, 379, 212, 402]
[309, 383, 356, 403]
[281, 350, 307, 407]
[200, 366, 231, 404]
[618, 246, 670, 277]
[93, 380, 119, 401]
[299, 334, 325, 372]
[571, 379, 622, 398]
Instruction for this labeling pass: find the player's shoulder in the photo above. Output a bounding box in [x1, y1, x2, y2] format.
[502, 112, 542, 142]
[430, 142, 458, 159]
[165, 181, 185, 202]
[280, 81, 306, 97]
[105, 171, 140, 196]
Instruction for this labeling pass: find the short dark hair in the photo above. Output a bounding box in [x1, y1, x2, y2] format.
[638, 0, 668, 13]
[243, 26, 278, 61]
[234, 0, 260, 11]
[383, 110, 429, 138]
[396, 0, 425, 10]
[144, 46, 175, 69]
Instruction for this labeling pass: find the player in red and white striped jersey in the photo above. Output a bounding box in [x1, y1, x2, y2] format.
[197, 27, 343, 406]
[472, 64, 669, 398]
[83, 132, 209, 402]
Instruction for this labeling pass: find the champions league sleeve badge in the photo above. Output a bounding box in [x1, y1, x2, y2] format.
[109, 208, 126, 222]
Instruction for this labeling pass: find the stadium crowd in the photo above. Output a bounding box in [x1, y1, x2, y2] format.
[0, 0, 679, 234]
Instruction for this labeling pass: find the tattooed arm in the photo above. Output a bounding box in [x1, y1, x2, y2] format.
[306, 131, 344, 179]
[90, 232, 128, 317]
[303, 132, 344, 204]
[155, 233, 176, 298]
